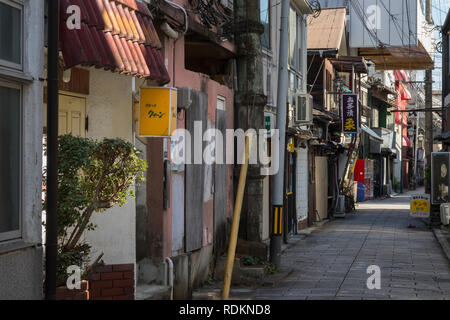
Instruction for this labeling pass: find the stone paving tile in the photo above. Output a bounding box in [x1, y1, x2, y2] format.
[307, 295, 335, 300]
[243, 190, 450, 300]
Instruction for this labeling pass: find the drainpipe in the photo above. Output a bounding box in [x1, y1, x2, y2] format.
[45, 0, 60, 300]
[165, 257, 174, 300]
[269, 0, 289, 268]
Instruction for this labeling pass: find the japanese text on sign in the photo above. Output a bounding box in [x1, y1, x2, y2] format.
[410, 194, 430, 218]
[342, 94, 359, 134]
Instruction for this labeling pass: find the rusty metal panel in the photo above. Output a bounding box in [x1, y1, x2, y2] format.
[214, 108, 228, 253]
[185, 90, 208, 252]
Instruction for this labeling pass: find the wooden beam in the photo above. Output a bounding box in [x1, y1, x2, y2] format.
[375, 63, 434, 70]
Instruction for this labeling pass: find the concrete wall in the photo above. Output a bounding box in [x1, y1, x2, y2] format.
[0, 0, 45, 300]
[315, 156, 329, 221]
[296, 147, 309, 222]
[84, 68, 136, 266]
[262, 176, 270, 241]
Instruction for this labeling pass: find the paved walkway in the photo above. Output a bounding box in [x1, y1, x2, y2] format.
[250, 190, 450, 300]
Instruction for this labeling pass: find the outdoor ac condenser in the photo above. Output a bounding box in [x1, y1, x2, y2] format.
[295, 93, 313, 124]
[440, 204, 450, 226]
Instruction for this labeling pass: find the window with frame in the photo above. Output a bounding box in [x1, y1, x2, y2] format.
[288, 7, 305, 93]
[0, 0, 23, 70]
[0, 82, 21, 241]
[260, 0, 270, 49]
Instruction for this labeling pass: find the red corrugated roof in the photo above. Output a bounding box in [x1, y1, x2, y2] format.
[59, 0, 170, 84]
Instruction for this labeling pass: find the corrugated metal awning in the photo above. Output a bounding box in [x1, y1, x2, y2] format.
[59, 0, 170, 83]
[328, 56, 368, 74]
[307, 7, 346, 51]
[361, 124, 383, 142]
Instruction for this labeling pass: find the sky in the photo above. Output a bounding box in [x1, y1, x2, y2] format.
[432, 0, 450, 90]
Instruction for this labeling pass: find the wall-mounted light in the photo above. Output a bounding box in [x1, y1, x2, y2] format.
[62, 68, 72, 83]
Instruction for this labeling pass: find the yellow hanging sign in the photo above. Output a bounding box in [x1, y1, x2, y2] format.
[139, 87, 177, 137]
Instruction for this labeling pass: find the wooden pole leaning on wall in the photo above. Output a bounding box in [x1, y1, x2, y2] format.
[222, 135, 251, 300]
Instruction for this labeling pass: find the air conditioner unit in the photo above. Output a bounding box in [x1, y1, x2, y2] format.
[440, 204, 450, 226]
[295, 93, 313, 124]
[431, 152, 450, 204]
[220, 0, 233, 11]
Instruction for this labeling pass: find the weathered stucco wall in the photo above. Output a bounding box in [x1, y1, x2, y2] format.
[84, 68, 136, 266]
[0, 0, 45, 300]
[296, 147, 309, 222]
[144, 35, 234, 260]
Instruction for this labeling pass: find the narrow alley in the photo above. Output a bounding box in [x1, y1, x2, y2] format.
[247, 190, 450, 300]
[3, 0, 450, 304]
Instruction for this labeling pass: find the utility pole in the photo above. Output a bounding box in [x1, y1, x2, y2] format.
[45, 0, 60, 300]
[234, 0, 266, 246]
[269, 0, 289, 267]
[424, 0, 433, 194]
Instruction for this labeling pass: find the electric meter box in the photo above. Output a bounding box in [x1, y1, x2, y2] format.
[431, 152, 450, 205]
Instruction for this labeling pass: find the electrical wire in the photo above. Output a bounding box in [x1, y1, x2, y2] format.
[164, 0, 189, 35]
[187, 0, 232, 32]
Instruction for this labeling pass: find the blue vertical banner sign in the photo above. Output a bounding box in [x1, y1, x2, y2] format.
[341, 93, 359, 134]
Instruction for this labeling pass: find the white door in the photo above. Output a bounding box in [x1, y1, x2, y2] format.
[58, 94, 86, 137]
[315, 156, 328, 221]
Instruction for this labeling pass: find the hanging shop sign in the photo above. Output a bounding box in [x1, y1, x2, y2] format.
[139, 87, 178, 137]
[341, 93, 359, 134]
[410, 194, 430, 218]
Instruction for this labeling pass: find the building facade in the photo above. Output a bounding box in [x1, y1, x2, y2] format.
[0, 0, 45, 299]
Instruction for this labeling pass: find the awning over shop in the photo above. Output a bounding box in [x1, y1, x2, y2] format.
[361, 124, 383, 142]
[329, 56, 368, 74]
[357, 41, 434, 70]
[313, 108, 334, 122]
[307, 7, 346, 51]
[59, 0, 170, 83]
[381, 148, 397, 159]
[435, 131, 450, 141]
[402, 136, 411, 147]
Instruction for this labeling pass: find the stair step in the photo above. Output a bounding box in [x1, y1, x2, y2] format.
[135, 284, 171, 300]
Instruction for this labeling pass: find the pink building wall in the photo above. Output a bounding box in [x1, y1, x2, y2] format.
[147, 32, 235, 259]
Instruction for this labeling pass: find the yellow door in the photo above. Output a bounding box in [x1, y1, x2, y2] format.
[58, 94, 86, 137]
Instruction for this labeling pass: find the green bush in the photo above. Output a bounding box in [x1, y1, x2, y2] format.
[44, 134, 147, 285]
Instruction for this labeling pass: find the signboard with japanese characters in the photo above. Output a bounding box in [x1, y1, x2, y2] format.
[410, 194, 430, 218]
[341, 93, 359, 134]
[139, 88, 178, 137]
